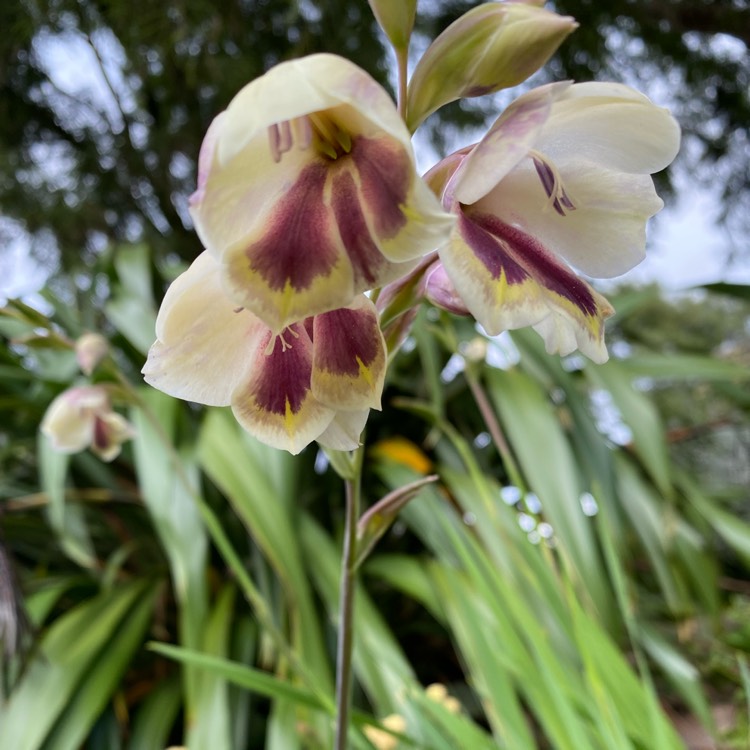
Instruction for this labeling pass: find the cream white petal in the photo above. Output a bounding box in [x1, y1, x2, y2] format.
[537, 83, 681, 174]
[531, 298, 610, 365]
[191, 129, 311, 265]
[41, 394, 96, 453]
[218, 54, 415, 165]
[452, 82, 568, 205]
[477, 159, 664, 278]
[143, 252, 265, 406]
[316, 409, 370, 452]
[92, 412, 135, 462]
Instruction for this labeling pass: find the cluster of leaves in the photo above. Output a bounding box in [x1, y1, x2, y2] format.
[2, 246, 750, 748]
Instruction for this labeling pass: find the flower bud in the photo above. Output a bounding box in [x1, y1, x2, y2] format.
[406, 2, 577, 130]
[424, 262, 471, 316]
[75, 332, 109, 375]
[41, 386, 134, 462]
[364, 714, 407, 750]
[426, 683, 462, 714]
[367, 0, 417, 51]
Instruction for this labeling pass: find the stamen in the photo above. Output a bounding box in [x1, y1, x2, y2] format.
[308, 112, 352, 159]
[278, 330, 294, 352]
[530, 149, 577, 217]
[267, 120, 295, 163]
[309, 113, 337, 144]
[294, 116, 313, 150]
[319, 141, 339, 160]
[334, 128, 352, 154]
[277, 119, 292, 153]
[264, 327, 299, 356]
[268, 123, 282, 163]
[269, 112, 352, 162]
[233, 306, 244, 313]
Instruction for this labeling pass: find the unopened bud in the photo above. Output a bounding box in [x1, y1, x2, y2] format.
[75, 332, 109, 375]
[367, 0, 417, 51]
[426, 683, 462, 714]
[406, 3, 577, 130]
[364, 714, 407, 750]
[424, 262, 470, 316]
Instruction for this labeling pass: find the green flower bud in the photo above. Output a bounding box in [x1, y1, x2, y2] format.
[406, 2, 577, 130]
[367, 0, 417, 51]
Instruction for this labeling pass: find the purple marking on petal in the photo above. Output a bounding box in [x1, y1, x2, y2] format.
[251, 325, 312, 415]
[470, 212, 598, 316]
[314, 308, 381, 375]
[458, 212, 530, 284]
[532, 157, 576, 216]
[533, 157, 556, 200]
[331, 170, 385, 286]
[93, 417, 109, 452]
[351, 136, 410, 239]
[246, 162, 338, 291]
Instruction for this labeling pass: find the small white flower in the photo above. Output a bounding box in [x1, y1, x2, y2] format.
[41, 386, 134, 462]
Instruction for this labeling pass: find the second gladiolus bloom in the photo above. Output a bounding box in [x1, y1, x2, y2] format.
[143, 253, 387, 455]
[428, 81, 681, 362]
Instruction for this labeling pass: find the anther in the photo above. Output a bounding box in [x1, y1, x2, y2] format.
[530, 150, 576, 217]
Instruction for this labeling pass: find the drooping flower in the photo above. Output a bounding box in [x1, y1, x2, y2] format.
[427, 81, 681, 362]
[41, 385, 134, 462]
[190, 53, 454, 334]
[142, 252, 387, 455]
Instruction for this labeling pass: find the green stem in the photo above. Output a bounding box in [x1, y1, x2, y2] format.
[464, 364, 525, 490]
[396, 46, 409, 121]
[333, 454, 363, 749]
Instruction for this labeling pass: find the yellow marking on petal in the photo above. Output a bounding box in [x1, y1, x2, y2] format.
[356, 356, 374, 386]
[284, 398, 295, 437]
[399, 202, 421, 223]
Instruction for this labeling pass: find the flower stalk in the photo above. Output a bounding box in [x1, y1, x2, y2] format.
[333, 447, 364, 749]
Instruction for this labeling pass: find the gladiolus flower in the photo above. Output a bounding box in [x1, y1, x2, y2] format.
[41, 386, 134, 462]
[428, 81, 681, 362]
[142, 252, 387, 455]
[190, 53, 454, 334]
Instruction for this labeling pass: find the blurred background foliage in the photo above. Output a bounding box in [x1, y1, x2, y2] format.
[1, 1, 750, 748]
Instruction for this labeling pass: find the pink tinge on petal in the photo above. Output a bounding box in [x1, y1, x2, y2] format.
[351, 136, 411, 239]
[190, 113, 225, 208]
[313, 307, 382, 376]
[248, 324, 313, 416]
[245, 161, 339, 292]
[331, 169, 386, 287]
[424, 262, 471, 315]
[466, 211, 598, 316]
